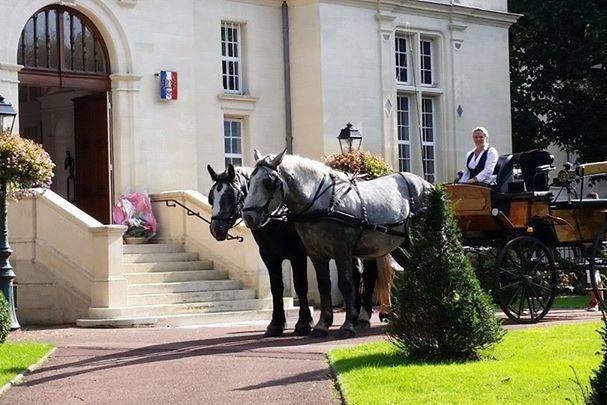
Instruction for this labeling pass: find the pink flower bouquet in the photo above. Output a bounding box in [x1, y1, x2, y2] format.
[113, 192, 158, 239]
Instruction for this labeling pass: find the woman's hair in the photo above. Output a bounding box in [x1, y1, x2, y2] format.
[472, 126, 489, 138]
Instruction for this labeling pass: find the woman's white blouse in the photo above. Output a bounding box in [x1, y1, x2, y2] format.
[459, 146, 499, 184]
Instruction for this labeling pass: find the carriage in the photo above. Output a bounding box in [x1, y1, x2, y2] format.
[445, 150, 607, 323]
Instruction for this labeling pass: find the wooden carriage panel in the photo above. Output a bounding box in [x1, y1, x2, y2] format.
[531, 201, 550, 218]
[445, 184, 491, 216]
[552, 208, 606, 243]
[455, 215, 501, 233]
[508, 201, 529, 228]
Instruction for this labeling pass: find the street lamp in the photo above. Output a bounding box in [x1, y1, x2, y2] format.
[0, 95, 20, 329]
[0, 95, 17, 135]
[337, 122, 363, 154]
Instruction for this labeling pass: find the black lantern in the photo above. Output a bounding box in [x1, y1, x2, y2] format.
[337, 122, 363, 154]
[0, 95, 17, 135]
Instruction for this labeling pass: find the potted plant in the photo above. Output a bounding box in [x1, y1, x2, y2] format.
[0, 131, 55, 329]
[113, 193, 157, 244]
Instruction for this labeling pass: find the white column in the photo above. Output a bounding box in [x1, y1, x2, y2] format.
[0, 63, 22, 133]
[376, 11, 397, 166]
[109, 74, 142, 200]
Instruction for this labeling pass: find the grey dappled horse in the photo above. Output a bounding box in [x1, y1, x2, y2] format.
[242, 150, 433, 338]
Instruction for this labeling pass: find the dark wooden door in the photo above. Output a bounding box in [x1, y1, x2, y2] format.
[73, 93, 111, 223]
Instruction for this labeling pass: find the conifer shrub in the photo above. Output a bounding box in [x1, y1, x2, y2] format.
[387, 185, 505, 360]
[0, 293, 11, 344]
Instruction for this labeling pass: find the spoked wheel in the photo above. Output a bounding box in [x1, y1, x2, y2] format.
[589, 222, 607, 311]
[494, 236, 557, 324]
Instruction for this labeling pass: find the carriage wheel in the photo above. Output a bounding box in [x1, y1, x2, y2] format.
[494, 236, 557, 324]
[589, 222, 607, 311]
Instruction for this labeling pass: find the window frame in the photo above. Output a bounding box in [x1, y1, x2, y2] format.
[420, 39, 434, 87]
[223, 118, 244, 168]
[396, 94, 411, 172]
[421, 97, 436, 183]
[221, 21, 244, 95]
[394, 34, 410, 85]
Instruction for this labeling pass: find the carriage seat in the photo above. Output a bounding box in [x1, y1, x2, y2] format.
[492, 154, 514, 193]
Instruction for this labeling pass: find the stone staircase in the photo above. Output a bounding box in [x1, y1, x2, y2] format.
[77, 243, 299, 328]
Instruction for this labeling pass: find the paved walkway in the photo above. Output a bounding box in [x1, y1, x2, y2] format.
[2, 309, 602, 405]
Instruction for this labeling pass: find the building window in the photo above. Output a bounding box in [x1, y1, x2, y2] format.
[421, 98, 436, 183]
[395, 35, 408, 84]
[396, 95, 411, 172]
[224, 119, 243, 167]
[420, 40, 433, 85]
[221, 21, 242, 94]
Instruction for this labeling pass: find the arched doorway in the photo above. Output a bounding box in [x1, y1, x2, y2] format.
[17, 5, 112, 223]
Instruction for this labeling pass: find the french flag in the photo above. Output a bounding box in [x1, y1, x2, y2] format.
[160, 71, 178, 100]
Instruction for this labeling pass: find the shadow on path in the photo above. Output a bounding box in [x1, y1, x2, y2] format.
[20, 325, 386, 388]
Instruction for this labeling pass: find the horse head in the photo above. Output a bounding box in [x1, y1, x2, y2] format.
[242, 149, 287, 229]
[207, 163, 246, 241]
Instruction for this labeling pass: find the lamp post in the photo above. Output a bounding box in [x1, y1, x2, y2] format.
[337, 122, 363, 154]
[0, 95, 20, 329]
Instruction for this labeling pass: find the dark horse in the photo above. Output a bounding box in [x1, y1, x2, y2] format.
[207, 164, 379, 336]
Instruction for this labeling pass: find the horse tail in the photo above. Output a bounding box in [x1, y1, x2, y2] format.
[374, 254, 395, 315]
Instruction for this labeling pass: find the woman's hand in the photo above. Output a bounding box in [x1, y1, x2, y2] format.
[468, 177, 479, 184]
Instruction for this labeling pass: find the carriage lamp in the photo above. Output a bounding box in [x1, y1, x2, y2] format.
[0, 95, 17, 135]
[337, 123, 363, 154]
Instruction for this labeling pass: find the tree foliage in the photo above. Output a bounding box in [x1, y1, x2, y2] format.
[324, 150, 392, 179]
[509, 0, 607, 162]
[387, 185, 504, 360]
[0, 132, 54, 193]
[587, 316, 607, 404]
[0, 293, 11, 344]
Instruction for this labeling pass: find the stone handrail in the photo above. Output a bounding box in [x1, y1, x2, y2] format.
[8, 189, 127, 322]
[150, 190, 271, 299]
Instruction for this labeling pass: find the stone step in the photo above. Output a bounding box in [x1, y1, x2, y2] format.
[123, 260, 214, 273]
[128, 279, 240, 295]
[76, 306, 308, 328]
[125, 270, 229, 284]
[127, 289, 256, 306]
[112, 298, 293, 318]
[123, 252, 199, 264]
[123, 243, 184, 254]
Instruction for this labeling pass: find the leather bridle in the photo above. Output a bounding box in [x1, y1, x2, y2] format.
[241, 164, 286, 225]
[210, 179, 246, 228]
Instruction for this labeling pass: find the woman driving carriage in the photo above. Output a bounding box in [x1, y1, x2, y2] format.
[459, 127, 499, 184]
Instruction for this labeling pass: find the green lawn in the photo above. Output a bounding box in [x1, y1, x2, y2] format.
[328, 322, 603, 405]
[553, 295, 590, 309]
[0, 343, 54, 387]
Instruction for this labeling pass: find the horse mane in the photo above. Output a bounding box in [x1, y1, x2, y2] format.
[276, 154, 348, 181]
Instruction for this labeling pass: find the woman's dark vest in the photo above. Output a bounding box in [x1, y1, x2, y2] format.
[467, 149, 489, 178]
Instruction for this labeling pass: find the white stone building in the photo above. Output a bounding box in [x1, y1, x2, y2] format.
[0, 0, 518, 326]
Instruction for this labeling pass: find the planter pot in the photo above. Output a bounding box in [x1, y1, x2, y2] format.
[124, 236, 149, 245]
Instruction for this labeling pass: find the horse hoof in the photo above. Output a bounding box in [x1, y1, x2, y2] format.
[293, 324, 312, 336]
[356, 320, 371, 330]
[265, 324, 285, 337]
[336, 328, 356, 340]
[310, 328, 329, 338]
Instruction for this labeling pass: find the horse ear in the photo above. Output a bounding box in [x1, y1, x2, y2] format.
[207, 165, 218, 181]
[253, 149, 263, 161]
[270, 148, 287, 168]
[227, 164, 236, 182]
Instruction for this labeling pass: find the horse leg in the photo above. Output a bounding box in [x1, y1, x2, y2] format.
[291, 254, 313, 336]
[262, 253, 286, 337]
[352, 258, 362, 314]
[377, 255, 395, 322]
[358, 259, 378, 328]
[310, 256, 333, 338]
[336, 255, 358, 339]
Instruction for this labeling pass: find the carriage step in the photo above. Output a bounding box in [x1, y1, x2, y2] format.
[124, 260, 214, 273]
[125, 270, 231, 284]
[76, 307, 308, 328]
[127, 279, 241, 295]
[123, 252, 200, 263]
[123, 244, 184, 254]
[127, 289, 256, 306]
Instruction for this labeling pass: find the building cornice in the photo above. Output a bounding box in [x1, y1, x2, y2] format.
[323, 0, 521, 29]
